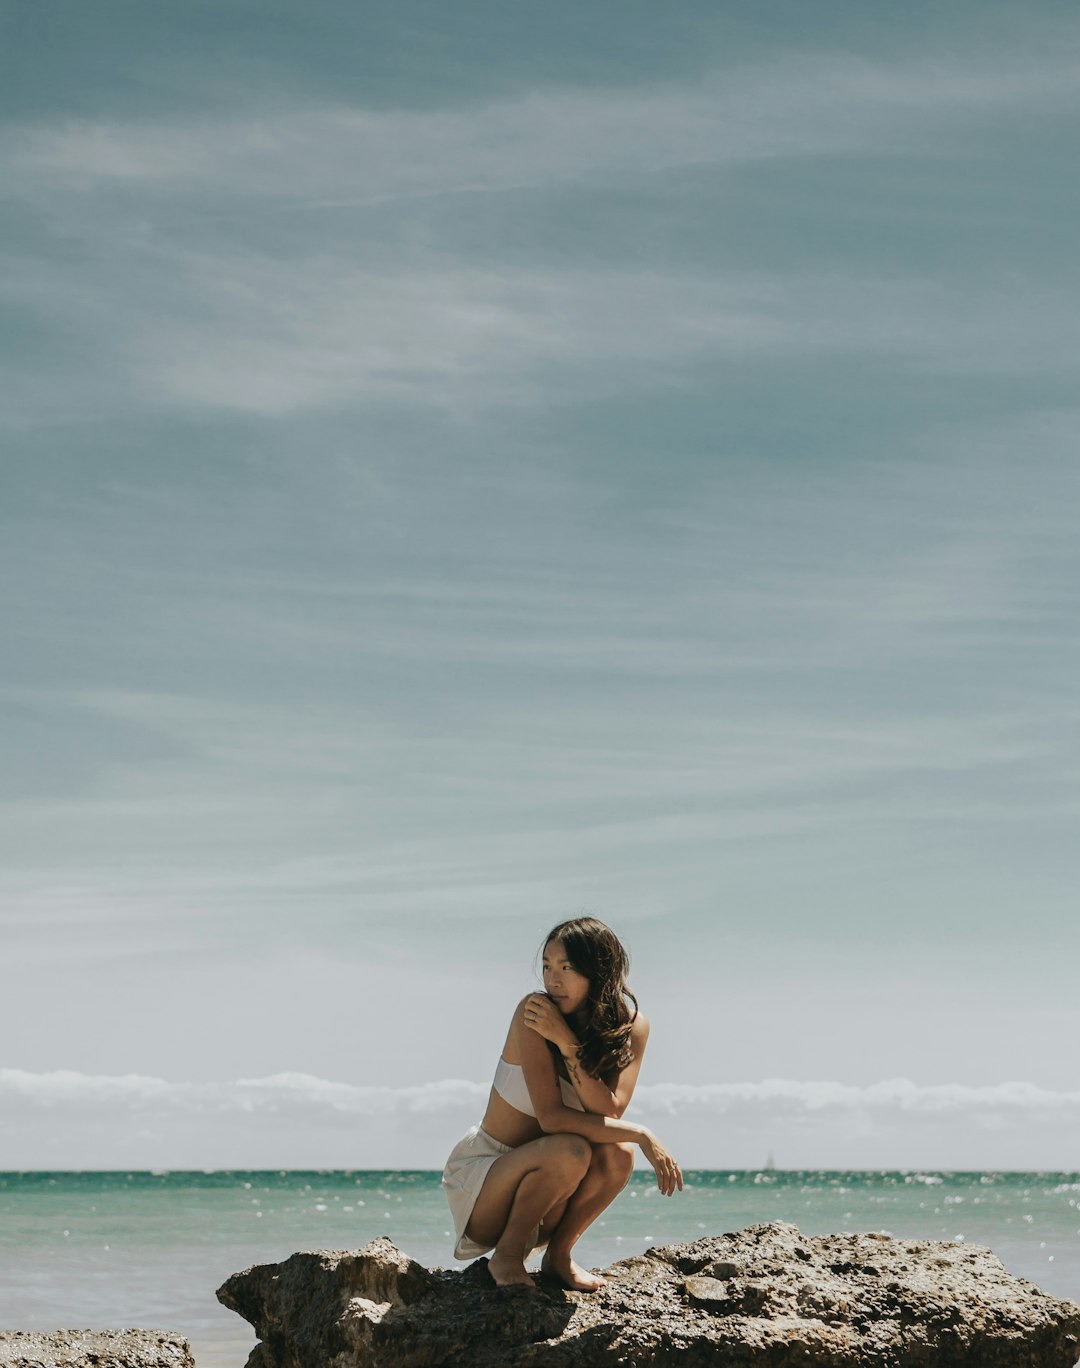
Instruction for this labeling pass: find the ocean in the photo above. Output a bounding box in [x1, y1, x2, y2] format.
[2, 1170, 1078, 1368]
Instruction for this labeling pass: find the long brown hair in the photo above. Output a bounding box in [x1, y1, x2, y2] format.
[541, 917, 638, 1085]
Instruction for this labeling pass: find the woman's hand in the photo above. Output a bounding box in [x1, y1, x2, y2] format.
[523, 993, 576, 1051]
[640, 1130, 683, 1197]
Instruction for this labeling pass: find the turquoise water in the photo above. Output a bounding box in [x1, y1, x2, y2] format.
[3, 1170, 1078, 1368]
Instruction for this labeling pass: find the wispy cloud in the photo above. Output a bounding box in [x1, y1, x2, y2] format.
[4, 249, 1077, 424]
[3, 38, 1080, 425]
[7, 49, 1080, 201]
[113, 266, 1080, 417]
[0, 685, 1058, 924]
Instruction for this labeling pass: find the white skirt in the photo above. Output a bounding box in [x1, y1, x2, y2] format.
[441, 1125, 542, 1261]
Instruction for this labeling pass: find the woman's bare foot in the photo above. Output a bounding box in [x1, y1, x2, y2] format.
[541, 1250, 604, 1292]
[487, 1251, 536, 1288]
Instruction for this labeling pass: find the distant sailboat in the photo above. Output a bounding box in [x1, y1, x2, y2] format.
[764, 1152, 776, 1171]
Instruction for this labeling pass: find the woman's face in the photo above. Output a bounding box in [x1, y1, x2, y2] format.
[542, 938, 591, 1016]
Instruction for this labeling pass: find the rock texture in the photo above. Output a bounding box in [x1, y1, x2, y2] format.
[217, 1221, 1080, 1367]
[0, 1331, 193, 1368]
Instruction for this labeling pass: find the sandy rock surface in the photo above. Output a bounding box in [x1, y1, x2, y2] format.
[0, 1331, 193, 1368]
[217, 1220, 1080, 1366]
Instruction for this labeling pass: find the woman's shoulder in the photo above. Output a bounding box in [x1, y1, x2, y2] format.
[510, 992, 536, 1020]
[630, 1010, 651, 1048]
[499, 995, 534, 1065]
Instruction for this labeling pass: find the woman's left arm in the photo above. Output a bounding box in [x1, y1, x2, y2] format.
[523, 994, 650, 1119]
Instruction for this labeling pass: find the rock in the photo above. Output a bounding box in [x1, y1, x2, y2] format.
[0, 1330, 193, 1368]
[217, 1222, 1080, 1367]
[683, 1275, 729, 1303]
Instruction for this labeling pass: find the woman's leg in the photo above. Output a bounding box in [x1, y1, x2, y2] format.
[540, 1141, 635, 1290]
[465, 1133, 593, 1286]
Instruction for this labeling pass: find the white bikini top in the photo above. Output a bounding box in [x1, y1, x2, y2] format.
[492, 1056, 585, 1117]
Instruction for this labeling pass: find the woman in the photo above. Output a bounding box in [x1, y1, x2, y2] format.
[442, 917, 682, 1290]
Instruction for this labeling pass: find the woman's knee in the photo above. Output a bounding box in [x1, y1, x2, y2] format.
[541, 1132, 592, 1178]
[593, 1141, 635, 1182]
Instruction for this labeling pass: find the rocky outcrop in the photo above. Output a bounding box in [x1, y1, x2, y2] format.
[0, 1331, 194, 1368]
[217, 1221, 1080, 1367]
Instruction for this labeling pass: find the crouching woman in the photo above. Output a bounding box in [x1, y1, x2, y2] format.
[442, 917, 682, 1289]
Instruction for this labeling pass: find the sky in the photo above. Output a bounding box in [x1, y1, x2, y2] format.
[2, 0, 1079, 1171]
